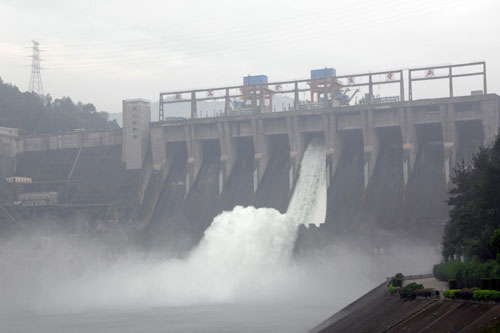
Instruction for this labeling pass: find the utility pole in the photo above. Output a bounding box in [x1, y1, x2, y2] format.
[28, 40, 44, 98]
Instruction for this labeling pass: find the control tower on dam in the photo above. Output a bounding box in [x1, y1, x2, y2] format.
[144, 61, 498, 251]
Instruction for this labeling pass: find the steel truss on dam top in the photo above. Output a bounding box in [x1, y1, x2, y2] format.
[158, 61, 487, 121]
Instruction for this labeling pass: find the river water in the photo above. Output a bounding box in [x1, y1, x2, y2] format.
[0, 303, 348, 332]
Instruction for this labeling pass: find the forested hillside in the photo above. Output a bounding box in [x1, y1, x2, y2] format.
[0, 77, 118, 135]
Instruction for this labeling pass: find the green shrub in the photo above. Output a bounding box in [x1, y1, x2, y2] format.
[387, 274, 404, 287]
[449, 279, 458, 290]
[473, 290, 500, 302]
[388, 286, 397, 295]
[444, 289, 461, 299]
[400, 283, 424, 300]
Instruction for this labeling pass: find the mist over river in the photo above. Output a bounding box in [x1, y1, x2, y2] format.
[0, 140, 439, 332]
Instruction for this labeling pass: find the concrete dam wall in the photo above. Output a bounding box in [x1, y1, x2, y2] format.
[144, 94, 499, 252]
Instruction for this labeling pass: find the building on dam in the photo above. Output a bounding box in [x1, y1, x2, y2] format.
[122, 98, 151, 170]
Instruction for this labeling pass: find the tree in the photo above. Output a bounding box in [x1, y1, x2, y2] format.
[0, 77, 118, 135]
[443, 135, 500, 261]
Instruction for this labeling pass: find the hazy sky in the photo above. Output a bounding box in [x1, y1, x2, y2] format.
[0, 0, 499, 115]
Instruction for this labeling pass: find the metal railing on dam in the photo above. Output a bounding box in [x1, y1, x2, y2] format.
[159, 61, 487, 120]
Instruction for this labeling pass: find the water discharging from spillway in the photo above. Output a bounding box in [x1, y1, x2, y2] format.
[1, 138, 328, 312]
[288, 137, 327, 227]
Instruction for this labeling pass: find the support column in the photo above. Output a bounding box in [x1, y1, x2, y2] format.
[368, 74, 373, 104]
[287, 115, 304, 184]
[252, 119, 269, 186]
[361, 109, 378, 188]
[191, 92, 197, 119]
[252, 86, 257, 114]
[224, 89, 230, 116]
[399, 70, 405, 102]
[399, 106, 417, 187]
[185, 124, 202, 188]
[150, 126, 168, 177]
[217, 121, 236, 189]
[480, 98, 499, 147]
[294, 82, 299, 111]
[440, 103, 457, 186]
[323, 113, 341, 187]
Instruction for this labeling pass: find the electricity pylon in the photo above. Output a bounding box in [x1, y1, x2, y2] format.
[28, 40, 44, 97]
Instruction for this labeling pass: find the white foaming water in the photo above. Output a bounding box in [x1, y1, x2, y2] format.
[0, 137, 329, 313]
[287, 137, 327, 226]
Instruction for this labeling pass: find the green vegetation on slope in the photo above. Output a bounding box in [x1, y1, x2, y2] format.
[434, 261, 500, 289]
[0, 77, 118, 135]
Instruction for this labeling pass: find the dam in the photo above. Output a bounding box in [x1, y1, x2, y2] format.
[0, 61, 498, 253]
[146, 61, 498, 251]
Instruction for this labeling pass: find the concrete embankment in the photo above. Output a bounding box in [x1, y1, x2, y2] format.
[311, 276, 500, 332]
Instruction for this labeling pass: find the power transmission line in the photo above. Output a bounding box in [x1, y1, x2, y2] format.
[28, 40, 44, 97]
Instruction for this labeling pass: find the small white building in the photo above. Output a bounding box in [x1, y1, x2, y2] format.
[0, 127, 19, 137]
[18, 192, 58, 206]
[6, 176, 32, 184]
[122, 99, 151, 169]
